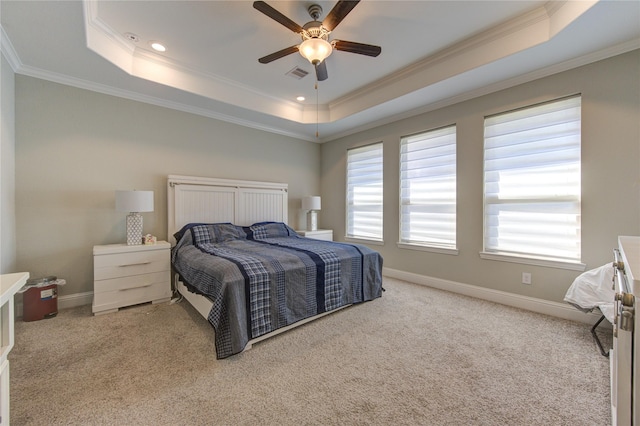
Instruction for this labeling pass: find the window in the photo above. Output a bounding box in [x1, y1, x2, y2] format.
[346, 143, 383, 241]
[399, 125, 456, 251]
[483, 95, 582, 266]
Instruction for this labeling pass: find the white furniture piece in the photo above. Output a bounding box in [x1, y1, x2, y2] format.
[611, 235, 639, 425]
[0, 272, 29, 425]
[296, 229, 333, 241]
[92, 241, 171, 315]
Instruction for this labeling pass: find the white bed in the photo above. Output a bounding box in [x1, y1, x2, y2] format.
[167, 175, 383, 356]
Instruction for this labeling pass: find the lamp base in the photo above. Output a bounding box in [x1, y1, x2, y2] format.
[306, 210, 318, 232]
[126, 212, 143, 245]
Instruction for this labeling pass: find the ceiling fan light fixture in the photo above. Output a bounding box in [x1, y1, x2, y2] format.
[299, 38, 332, 65]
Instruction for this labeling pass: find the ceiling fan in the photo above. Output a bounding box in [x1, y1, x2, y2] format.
[253, 0, 381, 81]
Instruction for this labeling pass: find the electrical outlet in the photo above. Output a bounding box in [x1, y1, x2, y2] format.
[522, 272, 532, 285]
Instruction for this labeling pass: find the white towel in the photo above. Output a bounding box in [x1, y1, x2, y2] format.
[564, 263, 615, 323]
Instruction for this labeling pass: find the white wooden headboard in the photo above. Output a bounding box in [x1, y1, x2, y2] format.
[167, 175, 288, 245]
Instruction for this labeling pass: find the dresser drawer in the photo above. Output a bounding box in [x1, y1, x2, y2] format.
[93, 271, 169, 294]
[94, 250, 169, 281]
[92, 281, 171, 313]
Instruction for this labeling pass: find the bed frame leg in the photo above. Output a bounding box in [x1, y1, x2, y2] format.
[591, 314, 609, 358]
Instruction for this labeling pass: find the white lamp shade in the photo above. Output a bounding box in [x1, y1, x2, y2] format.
[115, 190, 154, 213]
[302, 196, 321, 211]
[299, 38, 332, 65]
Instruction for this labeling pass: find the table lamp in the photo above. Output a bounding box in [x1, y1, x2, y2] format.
[115, 190, 154, 245]
[302, 196, 321, 231]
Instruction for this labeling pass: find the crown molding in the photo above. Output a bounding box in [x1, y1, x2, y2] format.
[322, 38, 640, 143]
[326, 1, 599, 121]
[0, 25, 22, 71]
[11, 58, 317, 142]
[82, 0, 310, 124]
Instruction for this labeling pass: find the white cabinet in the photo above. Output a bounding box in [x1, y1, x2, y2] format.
[0, 272, 29, 425]
[92, 242, 171, 315]
[611, 236, 639, 425]
[0, 359, 8, 425]
[296, 229, 333, 241]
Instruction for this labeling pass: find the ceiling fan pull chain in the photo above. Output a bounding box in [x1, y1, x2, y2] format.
[316, 81, 319, 139]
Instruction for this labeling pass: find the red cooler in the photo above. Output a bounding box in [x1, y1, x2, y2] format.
[23, 276, 58, 322]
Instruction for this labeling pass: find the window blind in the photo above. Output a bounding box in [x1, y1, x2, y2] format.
[483, 95, 581, 262]
[400, 125, 456, 248]
[346, 143, 383, 240]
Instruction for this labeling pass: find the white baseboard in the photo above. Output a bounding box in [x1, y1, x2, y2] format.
[17, 271, 606, 329]
[382, 267, 606, 327]
[59, 291, 93, 310]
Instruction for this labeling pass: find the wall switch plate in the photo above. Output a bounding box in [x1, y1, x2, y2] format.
[522, 272, 532, 285]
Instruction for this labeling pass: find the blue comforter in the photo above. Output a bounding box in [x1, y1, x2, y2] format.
[171, 222, 383, 358]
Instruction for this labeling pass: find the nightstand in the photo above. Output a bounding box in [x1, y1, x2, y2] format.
[296, 229, 333, 241]
[92, 241, 171, 315]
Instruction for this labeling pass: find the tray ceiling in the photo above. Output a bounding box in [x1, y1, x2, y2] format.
[2, 1, 639, 142]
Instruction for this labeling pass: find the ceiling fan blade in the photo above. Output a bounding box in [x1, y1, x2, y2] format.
[253, 1, 303, 34]
[258, 45, 299, 64]
[333, 40, 381, 57]
[322, 0, 360, 32]
[315, 61, 328, 81]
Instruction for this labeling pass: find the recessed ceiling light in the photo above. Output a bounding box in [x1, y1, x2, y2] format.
[150, 42, 166, 52]
[296, 96, 305, 102]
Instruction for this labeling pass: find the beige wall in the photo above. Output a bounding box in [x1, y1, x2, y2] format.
[321, 49, 640, 304]
[15, 77, 320, 296]
[1, 53, 17, 274]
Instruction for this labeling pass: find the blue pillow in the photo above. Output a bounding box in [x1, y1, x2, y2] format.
[175, 223, 246, 245]
[209, 223, 246, 243]
[174, 223, 209, 243]
[247, 222, 297, 240]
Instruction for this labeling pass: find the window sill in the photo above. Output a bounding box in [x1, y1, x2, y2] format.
[479, 251, 586, 271]
[345, 237, 384, 246]
[397, 242, 458, 256]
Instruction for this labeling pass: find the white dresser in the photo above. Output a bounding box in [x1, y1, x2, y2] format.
[0, 272, 29, 425]
[296, 229, 333, 241]
[92, 242, 171, 315]
[611, 236, 639, 425]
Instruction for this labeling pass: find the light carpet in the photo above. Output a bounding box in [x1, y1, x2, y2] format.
[10, 278, 612, 425]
